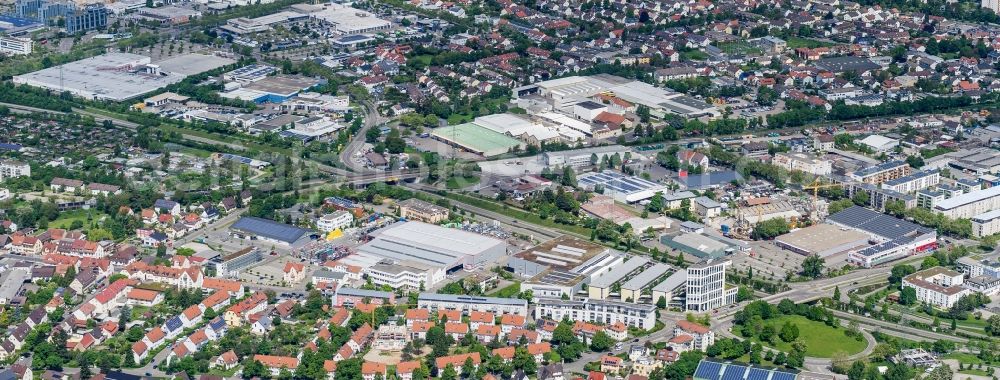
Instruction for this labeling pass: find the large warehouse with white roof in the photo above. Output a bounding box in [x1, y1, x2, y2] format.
[357, 221, 507, 271]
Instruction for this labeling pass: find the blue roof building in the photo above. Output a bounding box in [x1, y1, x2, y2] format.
[230, 216, 312, 246]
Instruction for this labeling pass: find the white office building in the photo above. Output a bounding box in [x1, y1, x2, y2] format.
[933, 186, 1000, 219]
[972, 209, 1000, 238]
[417, 293, 529, 316]
[534, 298, 658, 330]
[0, 37, 32, 55]
[685, 259, 737, 312]
[317, 210, 353, 232]
[902, 267, 969, 308]
[0, 160, 30, 181]
[365, 262, 441, 290]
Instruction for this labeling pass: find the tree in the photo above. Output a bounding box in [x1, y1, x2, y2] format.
[846, 361, 865, 380]
[589, 331, 614, 352]
[242, 360, 266, 379]
[656, 296, 667, 309]
[832, 286, 841, 304]
[899, 287, 917, 306]
[851, 191, 870, 206]
[986, 315, 1000, 336]
[889, 264, 916, 285]
[750, 218, 790, 240]
[801, 255, 824, 279]
[561, 166, 577, 187]
[779, 322, 799, 343]
[921, 256, 940, 269]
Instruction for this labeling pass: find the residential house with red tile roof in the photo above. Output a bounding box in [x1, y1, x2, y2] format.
[283, 262, 305, 284]
[435, 353, 481, 374]
[361, 362, 388, 380]
[254, 355, 299, 376]
[673, 320, 714, 352]
[396, 360, 422, 380]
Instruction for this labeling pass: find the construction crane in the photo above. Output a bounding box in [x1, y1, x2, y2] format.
[802, 179, 843, 221]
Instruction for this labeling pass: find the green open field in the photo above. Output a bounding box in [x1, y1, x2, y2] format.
[785, 37, 834, 49]
[51, 209, 108, 229]
[752, 315, 866, 358]
[445, 175, 480, 189]
[488, 282, 521, 298]
[944, 353, 987, 365]
[715, 41, 764, 55]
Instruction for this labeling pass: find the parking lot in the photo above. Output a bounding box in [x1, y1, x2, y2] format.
[238, 255, 317, 287]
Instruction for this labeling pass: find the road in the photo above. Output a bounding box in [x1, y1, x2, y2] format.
[404, 183, 564, 241]
[339, 100, 389, 172]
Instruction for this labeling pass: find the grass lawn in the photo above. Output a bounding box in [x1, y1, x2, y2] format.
[753, 315, 866, 358]
[959, 369, 990, 376]
[944, 353, 986, 365]
[786, 37, 834, 49]
[446, 113, 473, 125]
[51, 209, 107, 229]
[488, 282, 521, 298]
[715, 41, 764, 55]
[681, 50, 708, 61]
[445, 175, 480, 189]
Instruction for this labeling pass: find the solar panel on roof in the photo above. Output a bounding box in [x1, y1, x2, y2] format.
[771, 372, 796, 380]
[747, 368, 771, 380]
[695, 361, 723, 380]
[165, 316, 183, 331]
[722, 364, 747, 380]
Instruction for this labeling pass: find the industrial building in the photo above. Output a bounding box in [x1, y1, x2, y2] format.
[972, 209, 1000, 238]
[693, 360, 798, 380]
[651, 271, 687, 308]
[471, 113, 564, 145]
[13, 53, 188, 101]
[302, 3, 392, 34]
[685, 259, 736, 312]
[577, 170, 669, 203]
[212, 247, 263, 276]
[430, 123, 524, 157]
[619, 263, 673, 303]
[774, 224, 870, 258]
[588, 256, 650, 299]
[397, 198, 449, 224]
[826, 206, 937, 268]
[230, 217, 313, 247]
[509, 236, 622, 299]
[933, 186, 1000, 219]
[525, 75, 718, 118]
[541, 145, 632, 168]
[220, 75, 324, 104]
[417, 293, 528, 316]
[940, 148, 1000, 175]
[857, 135, 899, 153]
[534, 298, 658, 329]
[357, 221, 507, 272]
[661, 232, 745, 259]
[671, 171, 743, 191]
